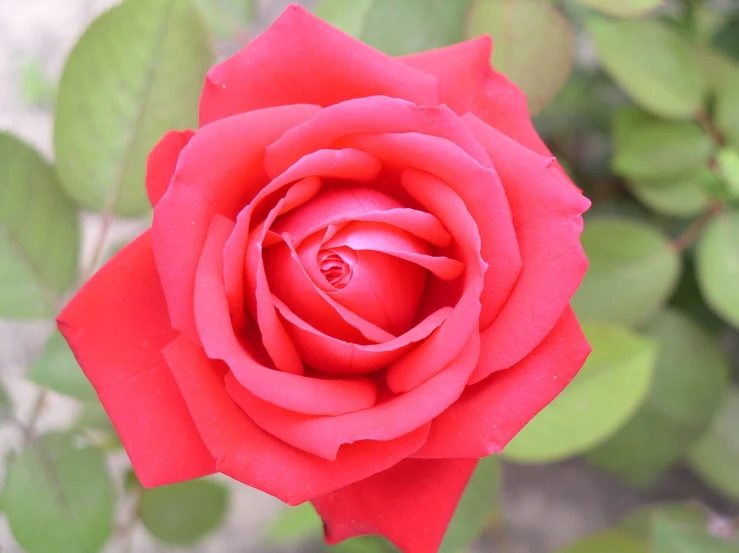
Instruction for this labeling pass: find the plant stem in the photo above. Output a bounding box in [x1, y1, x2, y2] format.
[672, 203, 722, 252]
[80, 210, 113, 282]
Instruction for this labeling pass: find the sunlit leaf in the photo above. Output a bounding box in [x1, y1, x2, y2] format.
[0, 133, 80, 318]
[466, 0, 574, 114]
[139, 478, 229, 544]
[503, 323, 657, 463]
[266, 502, 323, 545]
[573, 217, 681, 326]
[696, 210, 739, 328]
[54, 0, 213, 216]
[587, 309, 729, 485]
[651, 509, 739, 552]
[587, 18, 703, 119]
[2, 433, 115, 553]
[556, 530, 648, 553]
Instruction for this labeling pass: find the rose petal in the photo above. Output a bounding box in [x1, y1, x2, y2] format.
[57, 232, 215, 486]
[199, 5, 438, 125]
[414, 307, 590, 458]
[195, 214, 378, 415]
[164, 335, 430, 505]
[382, 170, 484, 394]
[226, 329, 479, 461]
[264, 96, 491, 179]
[265, 237, 395, 343]
[152, 105, 319, 341]
[273, 295, 451, 375]
[223, 149, 383, 329]
[339, 131, 521, 330]
[312, 458, 478, 553]
[145, 129, 194, 207]
[464, 114, 590, 382]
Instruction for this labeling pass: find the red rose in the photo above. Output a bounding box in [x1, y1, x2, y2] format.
[58, 5, 590, 552]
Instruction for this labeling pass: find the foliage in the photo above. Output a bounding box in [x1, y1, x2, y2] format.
[2, 0, 739, 551]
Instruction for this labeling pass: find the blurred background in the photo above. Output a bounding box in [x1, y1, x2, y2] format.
[0, 0, 738, 552]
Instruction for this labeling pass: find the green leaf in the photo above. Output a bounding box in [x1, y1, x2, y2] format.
[619, 503, 707, 539]
[714, 69, 739, 148]
[266, 502, 323, 545]
[651, 510, 739, 553]
[696, 210, 739, 328]
[0, 381, 11, 418]
[716, 148, 739, 199]
[0, 133, 80, 318]
[613, 120, 713, 181]
[27, 330, 96, 401]
[587, 18, 704, 119]
[440, 456, 500, 553]
[571, 0, 662, 19]
[139, 478, 229, 544]
[572, 217, 681, 327]
[2, 433, 116, 553]
[502, 323, 657, 463]
[316, 0, 472, 57]
[54, 0, 213, 217]
[713, 13, 739, 62]
[688, 388, 739, 501]
[587, 309, 729, 485]
[556, 530, 649, 553]
[74, 401, 122, 450]
[627, 173, 713, 218]
[192, 0, 256, 38]
[327, 537, 398, 553]
[465, 0, 574, 114]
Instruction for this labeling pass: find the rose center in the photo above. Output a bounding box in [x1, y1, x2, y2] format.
[318, 249, 352, 290]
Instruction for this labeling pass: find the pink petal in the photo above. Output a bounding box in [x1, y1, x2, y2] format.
[164, 335, 430, 505]
[57, 232, 214, 486]
[313, 458, 478, 553]
[199, 5, 438, 125]
[226, 330, 479, 460]
[194, 214, 377, 415]
[145, 129, 194, 207]
[464, 114, 590, 382]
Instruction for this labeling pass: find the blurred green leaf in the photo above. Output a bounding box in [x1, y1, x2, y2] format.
[555, 530, 649, 553]
[54, 0, 213, 217]
[669, 256, 724, 331]
[713, 13, 739, 62]
[716, 148, 739, 198]
[440, 456, 500, 553]
[627, 173, 713, 218]
[587, 18, 704, 119]
[316, 0, 472, 57]
[139, 478, 229, 544]
[74, 401, 122, 450]
[688, 388, 739, 501]
[620, 503, 707, 539]
[696, 210, 739, 328]
[20, 59, 55, 107]
[27, 330, 96, 401]
[587, 309, 729, 485]
[192, 0, 256, 38]
[715, 69, 739, 148]
[503, 323, 657, 463]
[0, 381, 11, 418]
[572, 217, 681, 326]
[327, 536, 398, 553]
[2, 433, 115, 553]
[613, 120, 713, 181]
[651, 509, 739, 553]
[465, 0, 574, 114]
[0, 133, 80, 318]
[571, 0, 662, 19]
[266, 502, 323, 545]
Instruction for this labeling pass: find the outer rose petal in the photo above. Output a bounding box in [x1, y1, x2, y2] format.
[463, 114, 590, 381]
[152, 104, 319, 342]
[199, 5, 438, 125]
[399, 36, 552, 157]
[313, 458, 478, 553]
[57, 232, 215, 486]
[414, 307, 590, 458]
[164, 335, 430, 505]
[145, 129, 194, 207]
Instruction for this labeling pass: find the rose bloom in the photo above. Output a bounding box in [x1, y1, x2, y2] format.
[59, 5, 590, 552]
